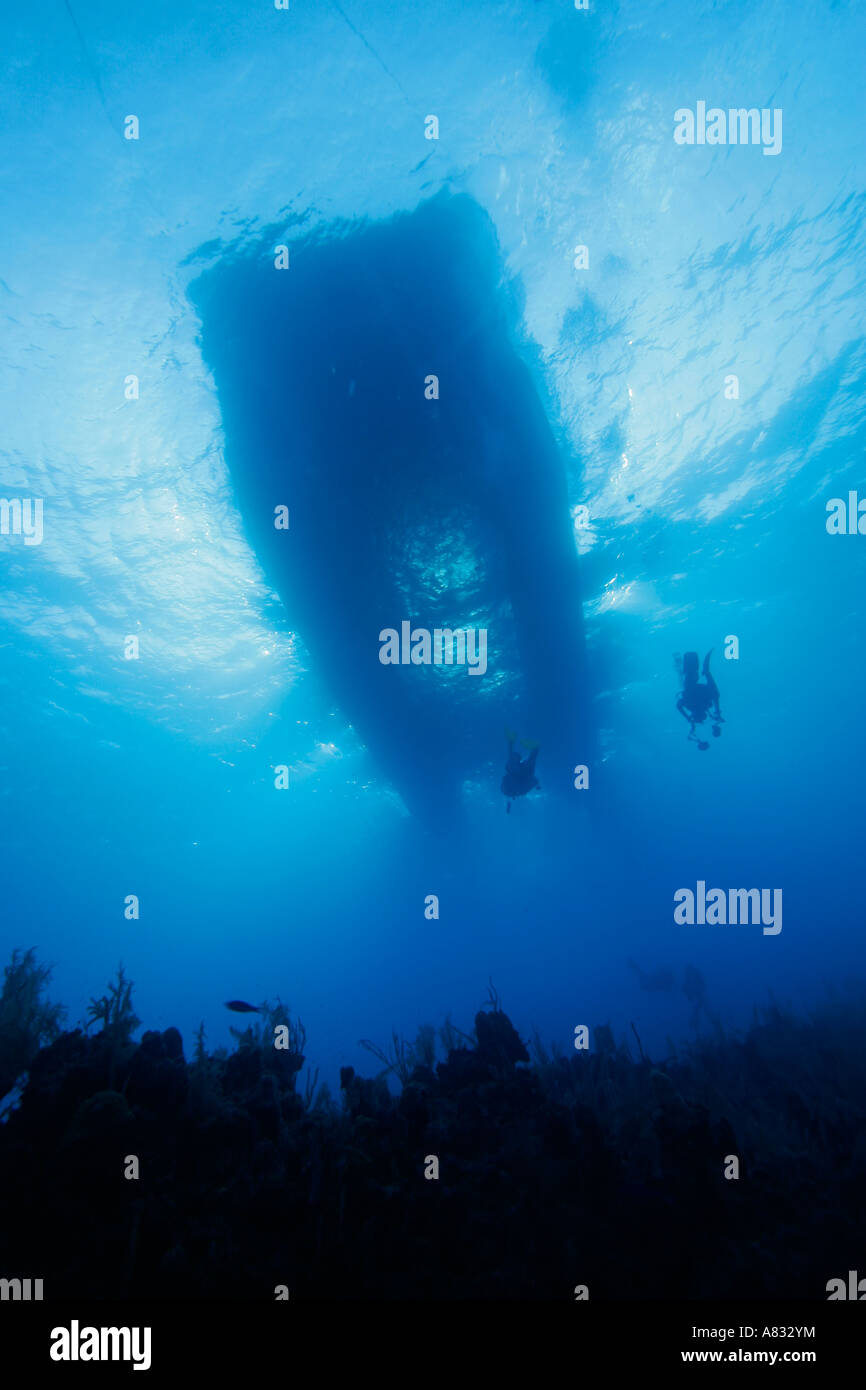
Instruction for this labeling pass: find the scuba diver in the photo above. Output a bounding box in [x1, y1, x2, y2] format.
[675, 650, 725, 750]
[501, 728, 540, 812]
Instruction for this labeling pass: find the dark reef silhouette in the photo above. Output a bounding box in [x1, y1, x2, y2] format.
[1, 953, 864, 1299]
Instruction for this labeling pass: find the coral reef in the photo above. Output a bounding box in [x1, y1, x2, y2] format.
[0, 948, 66, 1098]
[0, 954, 864, 1299]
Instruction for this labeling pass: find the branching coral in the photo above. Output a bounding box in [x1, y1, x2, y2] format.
[85, 963, 141, 1089]
[480, 976, 501, 1013]
[0, 948, 66, 1095]
[359, 1031, 416, 1085]
[85, 963, 140, 1042]
[229, 996, 305, 1056]
[359, 1022, 439, 1085]
[438, 1014, 475, 1055]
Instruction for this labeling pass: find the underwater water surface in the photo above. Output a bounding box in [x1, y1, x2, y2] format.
[1, 0, 865, 1319]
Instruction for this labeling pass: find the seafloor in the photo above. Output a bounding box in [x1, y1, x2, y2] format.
[1, 956, 863, 1300]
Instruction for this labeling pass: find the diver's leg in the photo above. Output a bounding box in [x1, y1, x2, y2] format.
[677, 698, 693, 724]
[702, 651, 721, 705]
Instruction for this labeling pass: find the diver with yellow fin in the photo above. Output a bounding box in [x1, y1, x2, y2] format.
[501, 728, 540, 813]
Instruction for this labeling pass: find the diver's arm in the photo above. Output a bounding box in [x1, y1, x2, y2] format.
[676, 698, 693, 724]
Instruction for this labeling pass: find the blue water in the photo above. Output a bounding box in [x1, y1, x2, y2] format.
[2, 0, 865, 1096]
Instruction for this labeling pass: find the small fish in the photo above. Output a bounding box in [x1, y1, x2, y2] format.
[224, 999, 261, 1013]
